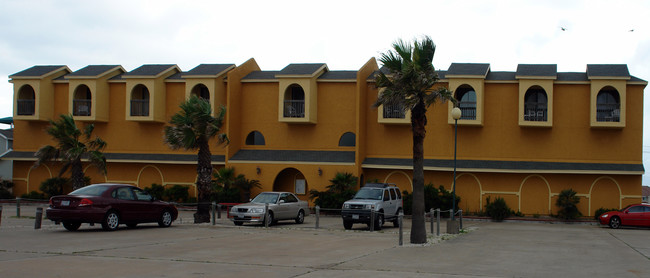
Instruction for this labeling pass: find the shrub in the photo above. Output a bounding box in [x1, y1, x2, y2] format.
[309, 172, 357, 210]
[401, 183, 460, 216]
[556, 189, 581, 220]
[594, 207, 619, 220]
[39, 177, 70, 198]
[164, 185, 190, 203]
[485, 196, 511, 221]
[0, 180, 14, 199]
[21, 191, 47, 200]
[211, 186, 241, 203]
[144, 184, 165, 200]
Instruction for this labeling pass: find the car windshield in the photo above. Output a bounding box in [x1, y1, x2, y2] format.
[353, 188, 383, 200]
[251, 193, 279, 204]
[69, 185, 111, 196]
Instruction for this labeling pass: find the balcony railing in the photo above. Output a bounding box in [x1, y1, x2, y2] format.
[383, 104, 406, 119]
[73, 99, 91, 116]
[458, 103, 476, 120]
[596, 104, 620, 122]
[131, 99, 150, 116]
[283, 100, 305, 118]
[17, 99, 35, 115]
[524, 106, 547, 122]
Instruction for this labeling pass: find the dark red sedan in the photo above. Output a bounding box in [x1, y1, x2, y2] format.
[47, 183, 178, 231]
[598, 203, 650, 229]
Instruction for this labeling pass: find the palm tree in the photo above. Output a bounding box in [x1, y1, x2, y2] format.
[164, 96, 228, 223]
[327, 172, 358, 193]
[34, 114, 107, 190]
[374, 36, 454, 244]
[234, 176, 261, 202]
[213, 167, 237, 190]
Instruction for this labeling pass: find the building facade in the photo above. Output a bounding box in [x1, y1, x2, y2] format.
[5, 58, 647, 216]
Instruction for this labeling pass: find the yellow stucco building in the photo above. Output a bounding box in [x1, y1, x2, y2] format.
[5, 58, 647, 216]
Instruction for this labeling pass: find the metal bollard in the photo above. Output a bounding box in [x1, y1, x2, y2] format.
[314, 206, 320, 229]
[459, 210, 463, 230]
[398, 211, 404, 246]
[217, 204, 222, 219]
[430, 208, 434, 235]
[436, 209, 440, 236]
[211, 202, 216, 225]
[264, 203, 269, 228]
[369, 210, 375, 232]
[16, 197, 21, 218]
[34, 207, 43, 229]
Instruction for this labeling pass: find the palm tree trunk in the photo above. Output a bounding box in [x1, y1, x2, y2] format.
[70, 160, 85, 190]
[194, 138, 213, 223]
[410, 101, 427, 244]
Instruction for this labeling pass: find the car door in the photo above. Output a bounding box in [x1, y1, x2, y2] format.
[624, 205, 644, 226]
[283, 193, 300, 219]
[112, 186, 138, 222]
[132, 187, 159, 221]
[383, 189, 396, 218]
[642, 206, 650, 227]
[274, 193, 291, 220]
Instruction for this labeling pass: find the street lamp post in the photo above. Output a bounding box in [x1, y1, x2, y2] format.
[451, 107, 462, 222]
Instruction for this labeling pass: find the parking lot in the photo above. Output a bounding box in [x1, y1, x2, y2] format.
[1, 204, 649, 277]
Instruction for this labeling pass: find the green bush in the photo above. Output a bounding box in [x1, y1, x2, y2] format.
[144, 184, 165, 200]
[39, 177, 70, 198]
[485, 196, 511, 221]
[594, 207, 618, 220]
[556, 189, 581, 220]
[401, 183, 460, 216]
[21, 191, 47, 200]
[211, 186, 241, 203]
[164, 185, 190, 203]
[309, 172, 358, 210]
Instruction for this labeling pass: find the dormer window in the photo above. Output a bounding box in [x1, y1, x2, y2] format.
[596, 87, 620, 122]
[191, 84, 210, 100]
[17, 85, 35, 116]
[73, 85, 92, 116]
[130, 84, 150, 116]
[524, 86, 548, 122]
[283, 84, 305, 118]
[456, 85, 477, 120]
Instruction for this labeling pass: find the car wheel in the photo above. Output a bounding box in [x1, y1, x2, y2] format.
[374, 212, 384, 231]
[126, 223, 138, 229]
[158, 210, 173, 228]
[265, 211, 274, 227]
[234, 221, 244, 226]
[295, 210, 305, 224]
[343, 220, 353, 230]
[393, 209, 402, 227]
[62, 221, 81, 231]
[102, 211, 120, 231]
[609, 216, 621, 229]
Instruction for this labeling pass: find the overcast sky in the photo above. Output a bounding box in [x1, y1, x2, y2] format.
[1, 0, 650, 183]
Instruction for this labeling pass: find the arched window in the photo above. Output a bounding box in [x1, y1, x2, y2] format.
[17, 85, 35, 115]
[131, 84, 150, 116]
[283, 84, 305, 118]
[191, 84, 210, 100]
[245, 131, 265, 145]
[73, 85, 92, 116]
[596, 87, 620, 122]
[338, 132, 356, 147]
[524, 86, 548, 121]
[456, 85, 476, 120]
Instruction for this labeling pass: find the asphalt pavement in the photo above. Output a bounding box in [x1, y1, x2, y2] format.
[1, 204, 649, 278]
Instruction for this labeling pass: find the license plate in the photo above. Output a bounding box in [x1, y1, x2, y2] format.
[61, 200, 70, 206]
[352, 214, 359, 219]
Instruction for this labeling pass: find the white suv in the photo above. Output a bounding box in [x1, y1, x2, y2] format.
[341, 183, 403, 230]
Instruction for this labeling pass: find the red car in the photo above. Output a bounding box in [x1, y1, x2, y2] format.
[47, 183, 178, 231]
[598, 203, 650, 229]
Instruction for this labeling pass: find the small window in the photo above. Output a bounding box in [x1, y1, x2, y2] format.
[283, 84, 305, 118]
[191, 84, 210, 100]
[389, 188, 397, 200]
[383, 190, 391, 201]
[17, 85, 35, 116]
[383, 103, 406, 119]
[285, 194, 298, 203]
[114, 187, 135, 200]
[131, 84, 150, 116]
[338, 132, 355, 147]
[628, 206, 644, 213]
[245, 131, 265, 145]
[596, 87, 620, 122]
[456, 85, 477, 120]
[73, 85, 92, 116]
[133, 188, 153, 201]
[524, 86, 548, 122]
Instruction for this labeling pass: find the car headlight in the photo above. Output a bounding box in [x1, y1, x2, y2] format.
[250, 208, 265, 213]
[364, 204, 374, 210]
[343, 203, 350, 209]
[230, 207, 238, 213]
[601, 214, 608, 218]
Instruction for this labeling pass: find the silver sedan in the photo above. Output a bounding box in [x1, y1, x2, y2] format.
[229, 192, 309, 226]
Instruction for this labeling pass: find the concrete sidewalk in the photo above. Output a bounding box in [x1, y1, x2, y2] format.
[1, 204, 649, 277]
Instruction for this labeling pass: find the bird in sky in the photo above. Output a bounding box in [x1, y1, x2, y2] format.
[560, 27, 566, 31]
